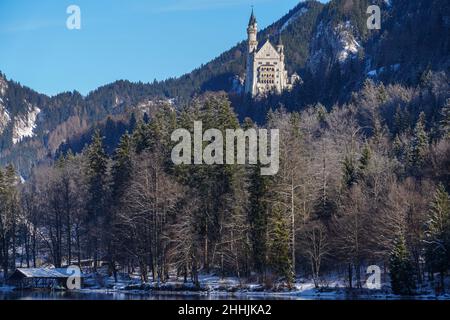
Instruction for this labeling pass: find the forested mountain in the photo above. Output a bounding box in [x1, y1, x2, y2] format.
[1, 0, 449, 177]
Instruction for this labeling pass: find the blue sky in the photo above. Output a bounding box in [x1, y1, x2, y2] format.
[0, 0, 327, 96]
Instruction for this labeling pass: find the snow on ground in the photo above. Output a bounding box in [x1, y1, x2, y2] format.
[367, 63, 401, 77]
[12, 103, 41, 144]
[71, 271, 450, 300]
[3, 266, 450, 300]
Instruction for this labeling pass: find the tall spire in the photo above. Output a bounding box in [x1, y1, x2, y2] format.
[248, 7, 257, 26]
[277, 34, 283, 46]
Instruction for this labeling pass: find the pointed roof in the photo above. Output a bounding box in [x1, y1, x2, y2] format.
[277, 34, 283, 46]
[248, 8, 257, 26]
[255, 39, 281, 59]
[10, 268, 84, 279]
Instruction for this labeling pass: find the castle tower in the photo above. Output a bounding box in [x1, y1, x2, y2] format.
[247, 9, 258, 53]
[245, 9, 258, 95]
[276, 34, 284, 57]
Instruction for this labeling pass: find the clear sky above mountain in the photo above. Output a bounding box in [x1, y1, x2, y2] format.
[0, 0, 328, 96]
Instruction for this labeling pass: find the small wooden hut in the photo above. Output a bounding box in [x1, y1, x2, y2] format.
[8, 268, 82, 289]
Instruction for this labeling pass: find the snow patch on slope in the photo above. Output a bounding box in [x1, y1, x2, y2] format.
[281, 7, 308, 32]
[0, 75, 7, 96]
[334, 21, 360, 63]
[12, 102, 41, 144]
[307, 20, 361, 73]
[367, 63, 401, 77]
[0, 77, 10, 135]
[0, 104, 10, 135]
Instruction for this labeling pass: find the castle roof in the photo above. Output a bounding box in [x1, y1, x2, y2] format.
[277, 34, 283, 46]
[254, 39, 281, 59]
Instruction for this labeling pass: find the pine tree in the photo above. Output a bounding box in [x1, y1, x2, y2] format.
[248, 166, 270, 281]
[342, 155, 357, 189]
[84, 130, 109, 270]
[108, 133, 133, 279]
[129, 113, 137, 132]
[132, 120, 152, 154]
[393, 134, 404, 161]
[440, 99, 450, 139]
[143, 112, 150, 124]
[394, 106, 409, 135]
[268, 204, 294, 288]
[408, 112, 429, 175]
[111, 133, 132, 202]
[424, 184, 450, 293]
[0, 164, 19, 278]
[358, 143, 371, 174]
[389, 234, 416, 295]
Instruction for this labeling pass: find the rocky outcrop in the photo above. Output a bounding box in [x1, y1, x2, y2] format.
[307, 20, 361, 74]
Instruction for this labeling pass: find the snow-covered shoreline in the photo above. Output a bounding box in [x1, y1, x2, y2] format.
[3, 272, 450, 300]
[67, 287, 450, 300]
[64, 273, 450, 300]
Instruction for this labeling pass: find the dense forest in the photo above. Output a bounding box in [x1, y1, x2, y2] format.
[1, 68, 449, 294]
[2, 0, 450, 179]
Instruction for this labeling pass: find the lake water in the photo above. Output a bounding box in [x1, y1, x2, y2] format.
[0, 289, 305, 300]
[0, 288, 442, 300]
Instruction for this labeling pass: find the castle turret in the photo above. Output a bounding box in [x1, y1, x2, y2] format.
[247, 9, 258, 53]
[245, 9, 258, 95]
[276, 35, 284, 54]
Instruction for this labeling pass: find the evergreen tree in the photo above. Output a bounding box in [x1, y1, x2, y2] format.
[268, 204, 294, 288]
[424, 184, 450, 293]
[358, 143, 371, 174]
[143, 112, 150, 124]
[393, 134, 406, 161]
[440, 99, 450, 139]
[111, 133, 132, 202]
[84, 130, 109, 270]
[394, 106, 409, 136]
[0, 164, 19, 278]
[342, 155, 357, 189]
[129, 113, 137, 132]
[248, 166, 270, 282]
[132, 120, 153, 154]
[408, 112, 429, 175]
[389, 235, 416, 295]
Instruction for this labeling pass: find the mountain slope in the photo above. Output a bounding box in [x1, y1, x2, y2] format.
[0, 1, 324, 176]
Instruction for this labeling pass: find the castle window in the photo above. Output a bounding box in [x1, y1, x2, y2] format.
[258, 65, 276, 85]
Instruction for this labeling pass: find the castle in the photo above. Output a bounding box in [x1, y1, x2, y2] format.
[245, 10, 299, 97]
